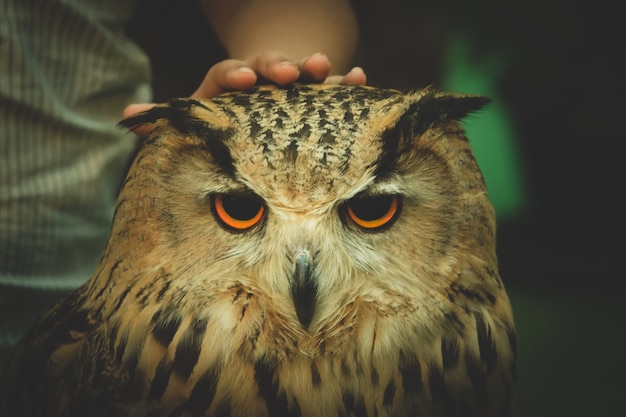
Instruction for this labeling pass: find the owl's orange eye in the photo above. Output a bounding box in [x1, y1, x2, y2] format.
[344, 194, 401, 231]
[212, 194, 266, 231]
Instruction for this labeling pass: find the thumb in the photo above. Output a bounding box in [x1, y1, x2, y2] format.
[122, 102, 157, 119]
[121, 103, 158, 137]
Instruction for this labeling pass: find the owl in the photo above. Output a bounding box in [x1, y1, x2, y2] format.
[0, 83, 516, 417]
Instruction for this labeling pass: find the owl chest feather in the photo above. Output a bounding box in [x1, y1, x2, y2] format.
[95, 281, 509, 417]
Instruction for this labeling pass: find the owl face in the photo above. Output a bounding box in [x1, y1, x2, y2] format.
[117, 85, 504, 348]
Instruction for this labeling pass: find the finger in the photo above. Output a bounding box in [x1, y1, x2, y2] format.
[249, 51, 300, 85]
[119, 103, 158, 137]
[341, 66, 367, 85]
[122, 103, 157, 119]
[191, 59, 257, 99]
[298, 52, 332, 82]
[324, 67, 367, 85]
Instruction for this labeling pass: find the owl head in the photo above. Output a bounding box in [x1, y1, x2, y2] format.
[0, 84, 515, 417]
[115, 84, 502, 346]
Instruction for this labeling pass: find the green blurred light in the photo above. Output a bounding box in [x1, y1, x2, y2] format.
[442, 33, 526, 220]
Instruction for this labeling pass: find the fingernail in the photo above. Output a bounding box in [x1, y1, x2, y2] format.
[238, 66, 255, 73]
[278, 61, 298, 68]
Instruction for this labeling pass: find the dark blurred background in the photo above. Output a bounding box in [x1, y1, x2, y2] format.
[128, 1, 622, 415]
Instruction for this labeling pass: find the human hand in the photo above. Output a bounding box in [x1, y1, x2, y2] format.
[189, 51, 366, 98]
[122, 51, 366, 123]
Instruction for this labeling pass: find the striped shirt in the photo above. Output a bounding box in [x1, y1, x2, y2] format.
[0, 0, 151, 366]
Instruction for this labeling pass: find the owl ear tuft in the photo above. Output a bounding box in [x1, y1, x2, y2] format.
[406, 89, 491, 136]
[432, 93, 491, 121]
[117, 99, 212, 137]
[375, 89, 490, 178]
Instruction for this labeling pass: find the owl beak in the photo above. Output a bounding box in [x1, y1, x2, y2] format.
[291, 251, 318, 329]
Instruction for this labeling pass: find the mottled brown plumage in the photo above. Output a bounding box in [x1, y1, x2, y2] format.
[0, 84, 516, 417]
